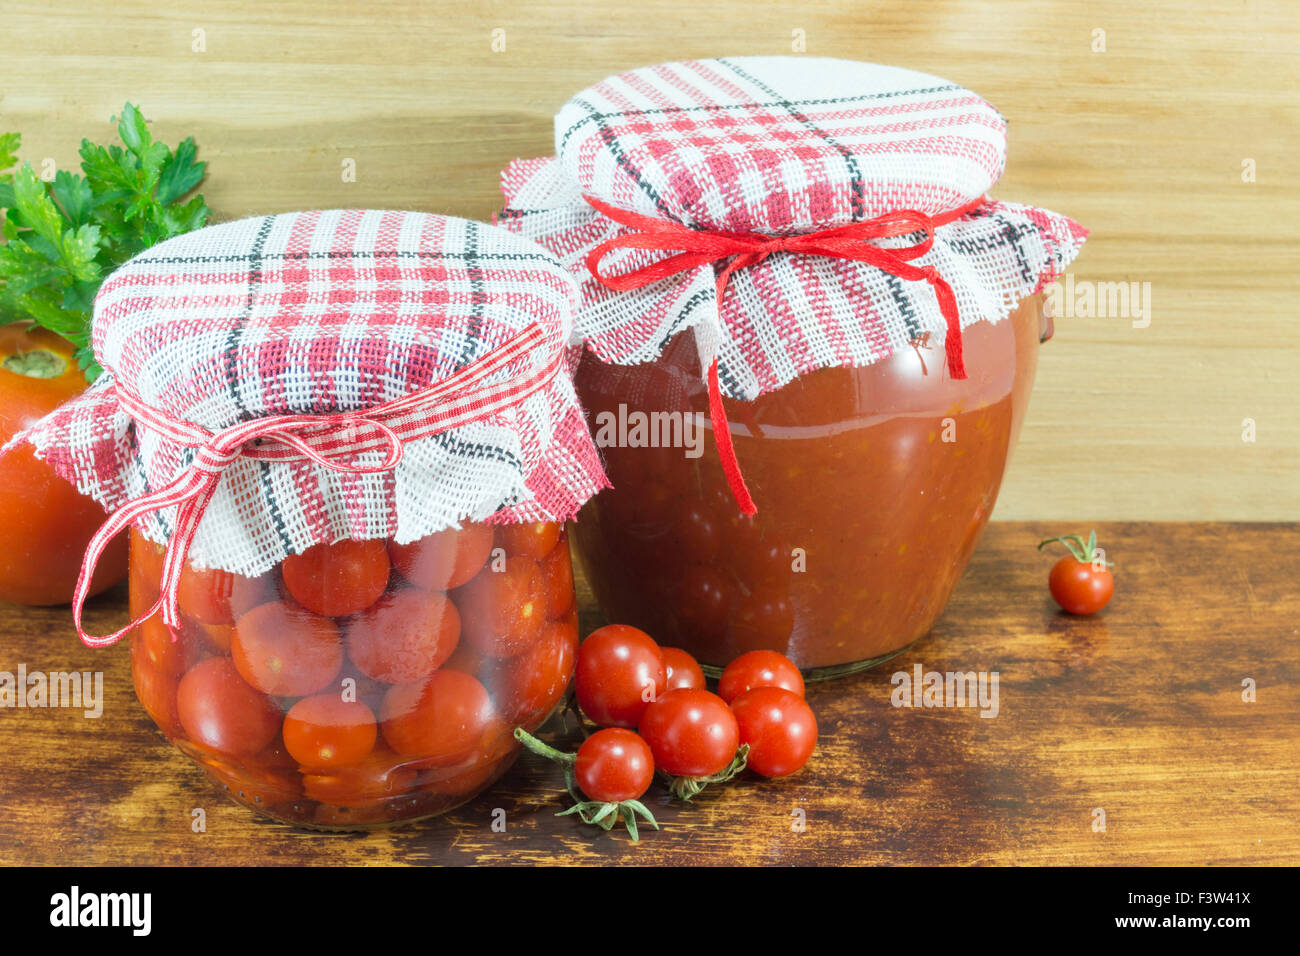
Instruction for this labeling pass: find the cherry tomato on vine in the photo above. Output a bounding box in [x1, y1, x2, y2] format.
[282, 694, 378, 769]
[574, 728, 655, 803]
[662, 646, 706, 691]
[1038, 530, 1114, 615]
[638, 688, 739, 778]
[575, 624, 666, 728]
[730, 686, 818, 778]
[717, 649, 805, 704]
[281, 538, 391, 617]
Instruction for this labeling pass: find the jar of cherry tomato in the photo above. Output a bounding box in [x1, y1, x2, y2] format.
[502, 57, 1087, 676]
[18, 210, 606, 827]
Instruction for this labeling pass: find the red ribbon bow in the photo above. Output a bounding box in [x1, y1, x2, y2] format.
[583, 195, 986, 516]
[74, 322, 563, 648]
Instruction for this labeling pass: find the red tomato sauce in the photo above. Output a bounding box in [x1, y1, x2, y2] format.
[571, 297, 1046, 675]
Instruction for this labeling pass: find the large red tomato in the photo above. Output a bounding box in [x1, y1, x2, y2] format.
[0, 325, 127, 605]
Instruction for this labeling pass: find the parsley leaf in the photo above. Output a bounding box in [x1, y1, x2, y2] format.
[0, 103, 208, 382]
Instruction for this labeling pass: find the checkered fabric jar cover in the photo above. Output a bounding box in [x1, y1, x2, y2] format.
[12, 210, 608, 578]
[499, 56, 1088, 401]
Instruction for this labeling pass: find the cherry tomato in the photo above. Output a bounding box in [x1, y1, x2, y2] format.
[1039, 531, 1115, 615]
[389, 523, 494, 591]
[176, 565, 237, 626]
[135, 614, 201, 678]
[490, 616, 578, 726]
[231, 601, 343, 696]
[730, 686, 818, 778]
[176, 658, 282, 757]
[192, 621, 233, 654]
[421, 716, 518, 797]
[717, 649, 805, 704]
[301, 745, 418, 804]
[1048, 557, 1114, 615]
[499, 521, 561, 560]
[575, 624, 666, 729]
[574, 728, 655, 803]
[228, 570, 280, 619]
[441, 640, 484, 677]
[280, 538, 391, 617]
[0, 324, 127, 606]
[458, 555, 548, 658]
[130, 640, 183, 737]
[129, 530, 166, 601]
[539, 538, 575, 620]
[283, 694, 378, 769]
[638, 688, 739, 778]
[662, 646, 706, 691]
[379, 669, 494, 764]
[345, 587, 460, 683]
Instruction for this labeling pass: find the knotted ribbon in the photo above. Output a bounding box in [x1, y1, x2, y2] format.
[583, 195, 987, 516]
[74, 322, 563, 648]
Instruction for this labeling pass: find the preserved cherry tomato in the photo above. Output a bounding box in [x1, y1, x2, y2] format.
[638, 688, 739, 778]
[730, 687, 818, 778]
[389, 524, 494, 591]
[499, 521, 561, 560]
[176, 658, 281, 757]
[301, 745, 418, 805]
[575, 624, 667, 729]
[422, 717, 518, 797]
[717, 649, 805, 704]
[130, 639, 184, 737]
[458, 556, 548, 658]
[280, 538, 391, 617]
[379, 669, 494, 764]
[283, 694, 378, 769]
[574, 728, 655, 803]
[490, 615, 578, 725]
[231, 602, 343, 696]
[662, 646, 707, 691]
[345, 587, 460, 684]
[136, 614, 201, 678]
[540, 539, 575, 620]
[177, 564, 240, 626]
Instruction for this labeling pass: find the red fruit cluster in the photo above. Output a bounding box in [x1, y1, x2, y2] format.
[566, 627, 818, 805]
[128, 520, 578, 827]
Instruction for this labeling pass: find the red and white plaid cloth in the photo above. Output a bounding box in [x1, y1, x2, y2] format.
[13, 210, 608, 578]
[499, 56, 1088, 402]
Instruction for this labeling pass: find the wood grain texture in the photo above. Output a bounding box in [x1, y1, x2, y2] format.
[0, 1, 1296, 520]
[0, 522, 1295, 866]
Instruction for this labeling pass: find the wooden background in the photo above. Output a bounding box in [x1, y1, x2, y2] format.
[0, 0, 1296, 520]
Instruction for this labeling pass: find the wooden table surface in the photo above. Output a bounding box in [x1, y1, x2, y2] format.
[2, 0, 1299, 523]
[0, 521, 1295, 866]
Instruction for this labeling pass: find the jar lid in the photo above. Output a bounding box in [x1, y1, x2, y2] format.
[14, 210, 608, 584]
[500, 56, 1087, 403]
[554, 56, 1008, 232]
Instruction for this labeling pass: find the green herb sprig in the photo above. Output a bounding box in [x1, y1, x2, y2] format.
[0, 103, 209, 381]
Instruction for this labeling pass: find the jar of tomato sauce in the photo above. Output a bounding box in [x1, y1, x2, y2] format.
[501, 57, 1087, 676]
[18, 210, 606, 827]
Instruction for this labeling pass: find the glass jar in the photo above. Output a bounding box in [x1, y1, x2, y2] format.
[128, 520, 577, 828]
[571, 296, 1047, 678]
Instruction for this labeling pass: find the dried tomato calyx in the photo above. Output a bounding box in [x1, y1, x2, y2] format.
[662, 744, 750, 802]
[3, 348, 68, 379]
